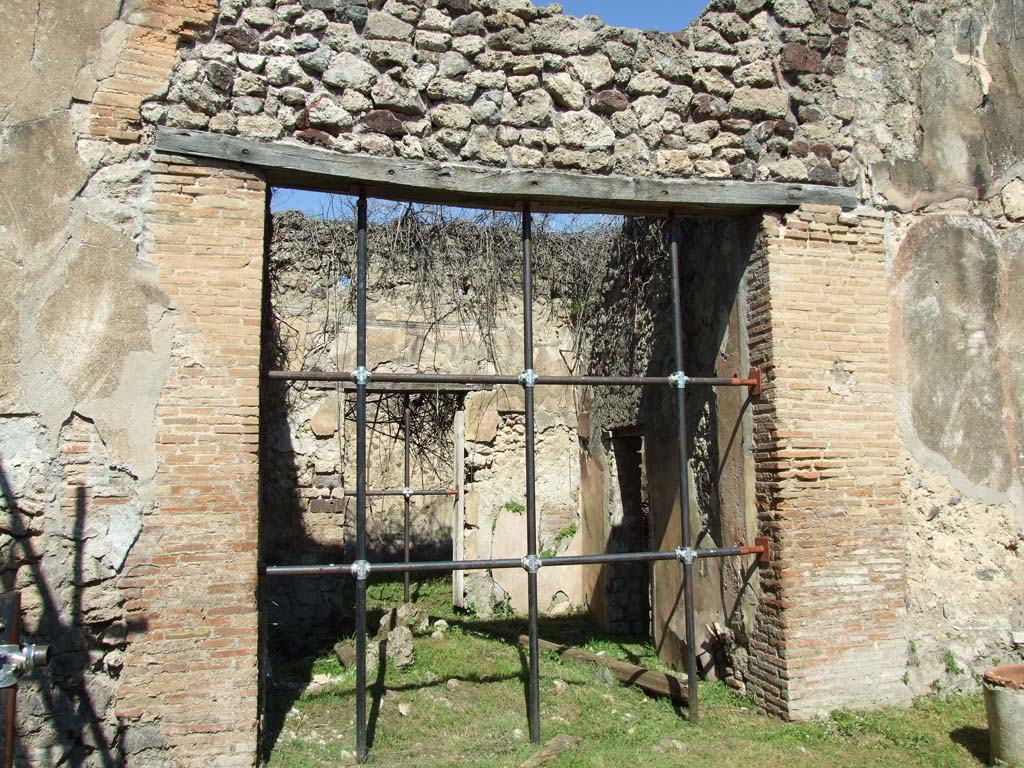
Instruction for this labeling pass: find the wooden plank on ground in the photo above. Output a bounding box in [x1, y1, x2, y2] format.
[503, 632, 687, 704]
[155, 128, 859, 215]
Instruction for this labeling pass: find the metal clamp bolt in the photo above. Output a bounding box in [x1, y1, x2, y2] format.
[518, 369, 538, 388]
[521, 554, 542, 573]
[402, 487, 414, 499]
[668, 371, 688, 389]
[352, 366, 372, 385]
[0, 643, 50, 689]
[350, 560, 372, 580]
[675, 547, 697, 565]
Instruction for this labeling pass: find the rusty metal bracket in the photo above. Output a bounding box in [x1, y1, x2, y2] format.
[730, 367, 763, 397]
[754, 536, 770, 565]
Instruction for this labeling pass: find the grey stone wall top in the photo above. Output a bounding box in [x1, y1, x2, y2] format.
[145, 0, 860, 186]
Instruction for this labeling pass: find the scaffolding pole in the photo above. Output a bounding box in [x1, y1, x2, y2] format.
[354, 191, 368, 763]
[264, 194, 771, 762]
[668, 213, 699, 723]
[269, 369, 763, 393]
[521, 202, 542, 744]
[264, 542, 771, 577]
[403, 395, 411, 603]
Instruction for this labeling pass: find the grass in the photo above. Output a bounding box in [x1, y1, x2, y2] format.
[263, 577, 989, 768]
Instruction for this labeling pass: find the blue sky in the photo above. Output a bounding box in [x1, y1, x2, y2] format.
[271, 0, 705, 216]
[548, 0, 706, 32]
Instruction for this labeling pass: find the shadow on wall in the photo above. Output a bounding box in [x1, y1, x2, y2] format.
[584, 215, 758, 668]
[0, 463, 148, 766]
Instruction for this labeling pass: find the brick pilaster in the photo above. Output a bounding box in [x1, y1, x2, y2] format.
[115, 155, 266, 765]
[745, 205, 909, 718]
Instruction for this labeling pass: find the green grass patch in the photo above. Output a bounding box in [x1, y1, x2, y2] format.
[263, 577, 989, 768]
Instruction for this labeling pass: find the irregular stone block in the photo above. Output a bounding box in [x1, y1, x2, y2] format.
[238, 114, 284, 138]
[425, 77, 477, 102]
[626, 70, 670, 96]
[429, 103, 472, 129]
[219, 25, 260, 52]
[362, 109, 407, 136]
[438, 51, 472, 78]
[544, 72, 586, 110]
[729, 86, 790, 118]
[364, 11, 414, 41]
[323, 51, 378, 91]
[556, 110, 615, 150]
[568, 53, 614, 90]
[500, 88, 552, 126]
[532, 16, 595, 55]
[591, 89, 628, 114]
[369, 75, 425, 116]
[369, 39, 416, 67]
[780, 41, 821, 73]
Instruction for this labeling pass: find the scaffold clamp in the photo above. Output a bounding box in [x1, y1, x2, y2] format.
[352, 366, 372, 385]
[351, 560, 371, 580]
[521, 554, 542, 573]
[518, 369, 538, 388]
[402, 487, 414, 499]
[675, 547, 697, 565]
[668, 371, 688, 389]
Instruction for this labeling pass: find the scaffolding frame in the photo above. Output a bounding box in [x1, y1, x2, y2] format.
[264, 194, 769, 762]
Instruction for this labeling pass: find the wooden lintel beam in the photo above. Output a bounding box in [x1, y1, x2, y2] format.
[154, 128, 859, 214]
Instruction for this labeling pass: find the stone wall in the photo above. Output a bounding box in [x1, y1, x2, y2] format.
[838, 0, 1024, 695]
[148, 0, 860, 184]
[1, 0, 1023, 762]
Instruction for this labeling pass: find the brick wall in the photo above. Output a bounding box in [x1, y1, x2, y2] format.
[115, 155, 266, 765]
[88, 0, 217, 142]
[745, 205, 910, 718]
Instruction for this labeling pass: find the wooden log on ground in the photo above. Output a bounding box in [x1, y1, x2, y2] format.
[514, 634, 688, 705]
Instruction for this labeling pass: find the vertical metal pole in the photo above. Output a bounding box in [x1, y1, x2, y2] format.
[452, 408, 466, 608]
[522, 203, 542, 744]
[403, 394, 411, 603]
[668, 213, 699, 722]
[0, 593, 20, 768]
[355, 193, 369, 762]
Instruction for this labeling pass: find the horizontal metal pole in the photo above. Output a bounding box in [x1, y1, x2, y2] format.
[268, 369, 762, 390]
[340, 488, 457, 498]
[262, 542, 769, 578]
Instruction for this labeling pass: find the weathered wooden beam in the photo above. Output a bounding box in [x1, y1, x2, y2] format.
[154, 128, 859, 215]
[522, 635, 688, 704]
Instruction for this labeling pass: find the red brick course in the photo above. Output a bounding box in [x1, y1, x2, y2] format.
[87, 0, 217, 142]
[745, 205, 909, 717]
[115, 155, 266, 765]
